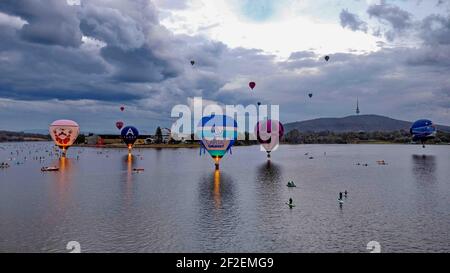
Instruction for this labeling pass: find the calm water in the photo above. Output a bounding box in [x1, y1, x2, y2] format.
[0, 142, 449, 253]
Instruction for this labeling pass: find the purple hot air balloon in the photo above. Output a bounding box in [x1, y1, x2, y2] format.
[255, 120, 284, 158]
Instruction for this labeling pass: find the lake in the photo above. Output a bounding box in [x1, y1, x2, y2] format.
[0, 142, 449, 252]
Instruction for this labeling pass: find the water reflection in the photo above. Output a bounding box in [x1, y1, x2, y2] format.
[254, 161, 283, 213]
[51, 157, 73, 208]
[412, 155, 437, 184]
[213, 170, 221, 209]
[121, 154, 137, 205]
[197, 170, 240, 247]
[199, 170, 236, 210]
[256, 161, 282, 184]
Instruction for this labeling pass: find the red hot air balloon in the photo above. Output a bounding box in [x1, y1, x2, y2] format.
[116, 121, 124, 130]
[120, 106, 125, 112]
[249, 82, 256, 90]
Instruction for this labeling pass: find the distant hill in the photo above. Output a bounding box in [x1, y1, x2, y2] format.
[0, 130, 50, 142]
[284, 114, 450, 133]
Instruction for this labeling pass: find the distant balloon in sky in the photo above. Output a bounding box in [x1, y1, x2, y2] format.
[308, 93, 313, 98]
[190, 60, 195, 66]
[257, 102, 261, 106]
[249, 81, 256, 90]
[120, 106, 125, 112]
[121, 126, 139, 150]
[196, 115, 238, 170]
[324, 55, 330, 61]
[116, 121, 124, 130]
[255, 120, 284, 159]
[410, 119, 436, 148]
[49, 119, 80, 156]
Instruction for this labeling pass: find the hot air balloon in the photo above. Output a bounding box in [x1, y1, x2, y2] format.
[308, 93, 313, 98]
[324, 55, 330, 61]
[116, 121, 124, 130]
[255, 120, 284, 159]
[121, 126, 139, 152]
[49, 120, 80, 157]
[190, 60, 195, 66]
[196, 115, 238, 170]
[257, 102, 261, 106]
[410, 119, 436, 148]
[249, 82, 256, 90]
[120, 106, 125, 112]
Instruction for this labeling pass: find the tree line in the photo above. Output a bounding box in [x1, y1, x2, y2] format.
[282, 129, 450, 144]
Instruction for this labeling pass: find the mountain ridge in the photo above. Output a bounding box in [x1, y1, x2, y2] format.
[284, 114, 450, 133]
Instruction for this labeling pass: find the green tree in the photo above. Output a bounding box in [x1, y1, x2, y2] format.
[155, 127, 162, 144]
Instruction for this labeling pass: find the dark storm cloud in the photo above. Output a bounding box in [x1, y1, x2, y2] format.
[419, 14, 450, 45]
[0, 0, 184, 102]
[367, 3, 413, 41]
[0, 0, 82, 47]
[339, 9, 368, 33]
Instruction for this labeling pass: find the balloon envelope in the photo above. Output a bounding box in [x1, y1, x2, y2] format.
[116, 121, 124, 130]
[120, 106, 125, 111]
[49, 120, 80, 149]
[325, 56, 330, 61]
[121, 126, 139, 146]
[255, 120, 284, 152]
[249, 82, 256, 90]
[308, 93, 313, 98]
[190, 60, 195, 65]
[410, 119, 436, 142]
[196, 115, 237, 160]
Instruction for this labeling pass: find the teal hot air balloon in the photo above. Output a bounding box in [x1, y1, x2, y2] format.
[196, 115, 238, 170]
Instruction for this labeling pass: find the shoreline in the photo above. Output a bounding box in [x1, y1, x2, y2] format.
[76, 143, 200, 149]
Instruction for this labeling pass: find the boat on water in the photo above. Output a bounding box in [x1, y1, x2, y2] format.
[41, 166, 59, 172]
[287, 181, 296, 187]
[376, 160, 388, 165]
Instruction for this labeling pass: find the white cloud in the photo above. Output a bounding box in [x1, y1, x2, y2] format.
[159, 0, 380, 58]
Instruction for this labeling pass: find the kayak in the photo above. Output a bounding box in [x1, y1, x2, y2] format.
[41, 166, 59, 172]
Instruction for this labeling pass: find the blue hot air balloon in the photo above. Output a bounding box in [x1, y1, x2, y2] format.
[196, 115, 238, 170]
[121, 126, 139, 151]
[410, 119, 436, 148]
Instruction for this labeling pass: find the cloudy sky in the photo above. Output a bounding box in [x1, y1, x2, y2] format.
[0, 0, 449, 133]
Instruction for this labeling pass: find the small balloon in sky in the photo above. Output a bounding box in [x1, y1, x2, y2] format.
[190, 60, 195, 66]
[324, 55, 330, 61]
[120, 106, 125, 112]
[116, 121, 124, 130]
[249, 81, 256, 90]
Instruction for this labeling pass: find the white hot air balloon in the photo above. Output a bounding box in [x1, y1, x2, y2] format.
[49, 120, 80, 156]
